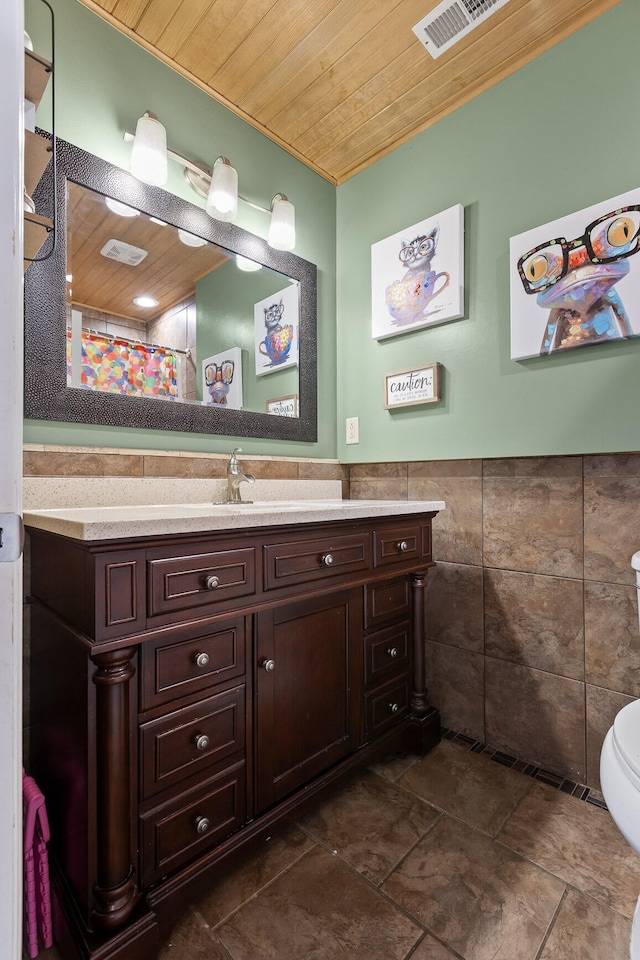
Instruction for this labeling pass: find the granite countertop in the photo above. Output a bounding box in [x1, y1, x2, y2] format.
[23, 499, 446, 542]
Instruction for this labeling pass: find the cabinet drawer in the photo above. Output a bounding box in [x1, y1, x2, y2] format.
[364, 623, 410, 686]
[140, 761, 246, 886]
[373, 523, 431, 569]
[147, 547, 255, 620]
[263, 534, 370, 591]
[140, 616, 247, 710]
[365, 676, 410, 740]
[140, 684, 245, 800]
[364, 576, 410, 629]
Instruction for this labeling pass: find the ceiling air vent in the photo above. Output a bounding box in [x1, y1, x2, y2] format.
[413, 0, 512, 59]
[99, 239, 149, 266]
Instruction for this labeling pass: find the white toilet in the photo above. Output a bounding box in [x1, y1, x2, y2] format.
[600, 551, 640, 959]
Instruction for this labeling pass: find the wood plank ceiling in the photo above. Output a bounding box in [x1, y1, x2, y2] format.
[77, 0, 621, 184]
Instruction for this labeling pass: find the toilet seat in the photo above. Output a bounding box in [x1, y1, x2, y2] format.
[612, 700, 640, 790]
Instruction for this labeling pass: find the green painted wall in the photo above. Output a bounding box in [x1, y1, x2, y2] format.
[336, 0, 640, 462]
[196, 263, 298, 411]
[24, 0, 336, 458]
[24, 0, 639, 463]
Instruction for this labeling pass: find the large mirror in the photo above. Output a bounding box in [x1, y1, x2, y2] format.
[25, 134, 317, 442]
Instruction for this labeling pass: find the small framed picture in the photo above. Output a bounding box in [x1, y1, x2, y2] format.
[372, 204, 464, 340]
[384, 363, 441, 410]
[254, 283, 299, 376]
[266, 394, 298, 417]
[202, 347, 243, 409]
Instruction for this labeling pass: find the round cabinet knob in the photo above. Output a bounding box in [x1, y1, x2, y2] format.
[195, 816, 210, 835]
[387, 647, 398, 659]
[388, 702, 399, 714]
[194, 652, 210, 669]
[204, 575, 220, 590]
[262, 659, 276, 672]
[194, 734, 210, 752]
[321, 553, 334, 566]
[397, 541, 409, 553]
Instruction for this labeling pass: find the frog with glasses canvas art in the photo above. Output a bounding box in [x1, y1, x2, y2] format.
[512, 193, 640, 357]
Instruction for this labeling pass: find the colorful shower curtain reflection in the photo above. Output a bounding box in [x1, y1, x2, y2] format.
[66, 331, 179, 399]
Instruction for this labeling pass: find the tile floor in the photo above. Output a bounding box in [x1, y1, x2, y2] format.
[34, 736, 640, 960]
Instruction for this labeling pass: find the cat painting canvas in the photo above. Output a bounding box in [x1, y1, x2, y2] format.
[371, 204, 464, 340]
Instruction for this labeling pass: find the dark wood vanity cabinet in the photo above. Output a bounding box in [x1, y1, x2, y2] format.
[25, 512, 441, 960]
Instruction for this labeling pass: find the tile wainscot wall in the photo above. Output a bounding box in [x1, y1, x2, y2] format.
[24, 446, 640, 790]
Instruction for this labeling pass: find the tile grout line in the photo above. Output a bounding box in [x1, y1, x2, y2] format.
[534, 886, 570, 960]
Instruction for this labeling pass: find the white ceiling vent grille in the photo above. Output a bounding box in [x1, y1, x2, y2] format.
[99, 239, 149, 266]
[413, 0, 512, 59]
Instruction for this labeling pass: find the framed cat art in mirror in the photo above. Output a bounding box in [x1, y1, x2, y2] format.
[24, 133, 317, 442]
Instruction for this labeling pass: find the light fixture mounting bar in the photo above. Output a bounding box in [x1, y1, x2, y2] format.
[123, 131, 271, 215]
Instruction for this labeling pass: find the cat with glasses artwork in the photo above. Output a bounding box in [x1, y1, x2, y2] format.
[510, 192, 640, 358]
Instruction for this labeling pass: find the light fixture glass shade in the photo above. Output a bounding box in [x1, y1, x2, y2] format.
[105, 197, 140, 218]
[236, 255, 261, 272]
[206, 157, 238, 222]
[268, 194, 296, 250]
[178, 229, 208, 248]
[130, 113, 168, 187]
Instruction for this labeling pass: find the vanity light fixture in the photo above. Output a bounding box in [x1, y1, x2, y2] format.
[268, 194, 296, 251]
[105, 197, 140, 218]
[125, 113, 296, 249]
[177, 228, 208, 248]
[236, 255, 262, 272]
[129, 112, 168, 187]
[206, 157, 238, 222]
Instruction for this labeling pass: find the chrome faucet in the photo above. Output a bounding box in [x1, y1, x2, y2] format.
[225, 448, 255, 503]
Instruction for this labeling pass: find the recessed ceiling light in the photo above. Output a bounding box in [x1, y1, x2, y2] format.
[105, 197, 140, 217]
[149, 216, 167, 226]
[133, 295, 158, 308]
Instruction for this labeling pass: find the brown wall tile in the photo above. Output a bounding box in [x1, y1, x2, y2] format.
[425, 562, 484, 653]
[242, 459, 299, 480]
[484, 569, 584, 679]
[425, 641, 485, 741]
[483, 456, 582, 479]
[350, 462, 408, 480]
[408, 460, 482, 478]
[585, 581, 640, 696]
[24, 451, 144, 477]
[586, 685, 636, 790]
[485, 659, 586, 781]
[483, 477, 583, 578]
[298, 461, 347, 482]
[349, 478, 408, 500]
[143, 455, 224, 478]
[584, 477, 640, 585]
[409, 476, 482, 565]
[584, 454, 640, 477]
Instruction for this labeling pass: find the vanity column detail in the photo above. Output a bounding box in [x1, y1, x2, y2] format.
[91, 647, 138, 930]
[409, 569, 440, 754]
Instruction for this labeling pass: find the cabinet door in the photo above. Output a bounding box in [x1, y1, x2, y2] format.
[255, 588, 363, 812]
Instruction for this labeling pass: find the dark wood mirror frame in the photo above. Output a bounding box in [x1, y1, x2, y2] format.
[25, 134, 318, 442]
